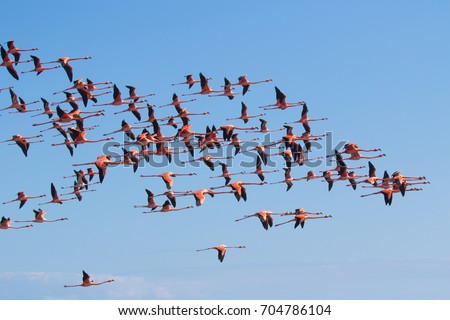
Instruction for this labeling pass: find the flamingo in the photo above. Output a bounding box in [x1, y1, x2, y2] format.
[172, 74, 206, 89]
[93, 84, 147, 107]
[210, 181, 267, 201]
[0, 216, 33, 230]
[153, 190, 191, 207]
[235, 210, 290, 230]
[217, 124, 258, 141]
[0, 134, 44, 157]
[103, 120, 149, 141]
[182, 73, 221, 96]
[5, 40, 38, 65]
[52, 129, 113, 147]
[39, 183, 77, 205]
[0, 45, 31, 80]
[3, 191, 46, 209]
[42, 56, 92, 82]
[181, 155, 232, 171]
[240, 157, 279, 181]
[112, 148, 141, 173]
[228, 133, 259, 156]
[231, 74, 272, 95]
[31, 98, 54, 118]
[1, 88, 39, 113]
[8, 97, 41, 114]
[226, 102, 265, 124]
[124, 85, 155, 101]
[209, 162, 241, 185]
[170, 106, 210, 121]
[133, 104, 168, 124]
[349, 161, 383, 187]
[208, 77, 240, 100]
[87, 168, 98, 181]
[143, 200, 193, 214]
[73, 155, 115, 183]
[134, 189, 158, 211]
[269, 167, 308, 191]
[284, 103, 328, 132]
[51, 91, 82, 109]
[343, 151, 386, 161]
[275, 213, 333, 229]
[179, 189, 236, 207]
[246, 118, 283, 133]
[21, 55, 60, 75]
[196, 244, 246, 263]
[159, 93, 196, 108]
[32, 106, 104, 127]
[361, 187, 423, 206]
[259, 86, 305, 110]
[114, 102, 148, 121]
[140, 171, 196, 190]
[60, 181, 97, 201]
[341, 143, 382, 156]
[64, 270, 114, 288]
[15, 209, 68, 223]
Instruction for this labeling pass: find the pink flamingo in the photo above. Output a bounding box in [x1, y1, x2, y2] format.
[15, 209, 68, 223]
[0, 216, 33, 230]
[226, 102, 265, 124]
[21, 55, 60, 75]
[231, 74, 272, 95]
[3, 191, 46, 209]
[196, 244, 246, 263]
[64, 270, 114, 288]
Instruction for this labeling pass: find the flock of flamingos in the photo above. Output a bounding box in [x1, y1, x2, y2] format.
[0, 40, 428, 288]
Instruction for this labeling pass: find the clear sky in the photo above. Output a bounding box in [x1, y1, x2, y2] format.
[1, 1, 449, 299]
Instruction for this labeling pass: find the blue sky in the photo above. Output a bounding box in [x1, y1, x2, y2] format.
[0, 1, 449, 299]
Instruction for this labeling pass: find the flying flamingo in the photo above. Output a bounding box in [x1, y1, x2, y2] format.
[246, 118, 283, 133]
[228, 133, 259, 155]
[39, 183, 77, 205]
[342, 151, 386, 161]
[21, 55, 60, 75]
[240, 157, 279, 181]
[15, 209, 68, 223]
[181, 155, 232, 171]
[73, 155, 116, 183]
[1, 88, 39, 113]
[196, 244, 246, 263]
[340, 143, 382, 156]
[114, 102, 148, 121]
[8, 97, 41, 114]
[31, 98, 53, 118]
[52, 129, 113, 147]
[140, 171, 197, 189]
[284, 103, 328, 132]
[217, 124, 258, 141]
[275, 213, 332, 229]
[226, 102, 265, 124]
[235, 210, 290, 230]
[208, 77, 240, 100]
[361, 187, 423, 206]
[0, 45, 31, 80]
[143, 200, 193, 214]
[348, 161, 382, 187]
[93, 84, 147, 107]
[0, 134, 44, 157]
[42, 56, 92, 82]
[179, 189, 236, 207]
[134, 189, 158, 211]
[60, 181, 97, 201]
[182, 73, 221, 96]
[5, 40, 38, 65]
[153, 190, 191, 207]
[123, 85, 155, 101]
[259, 86, 305, 110]
[0, 216, 33, 230]
[159, 93, 196, 108]
[103, 120, 149, 141]
[209, 162, 242, 185]
[231, 74, 272, 95]
[87, 168, 98, 181]
[133, 104, 168, 124]
[32, 106, 104, 127]
[210, 181, 267, 201]
[64, 270, 114, 288]
[172, 74, 207, 89]
[270, 167, 312, 191]
[3, 191, 46, 209]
